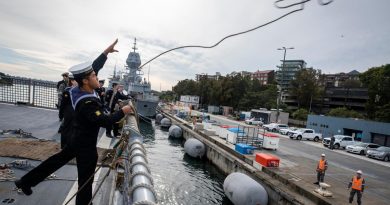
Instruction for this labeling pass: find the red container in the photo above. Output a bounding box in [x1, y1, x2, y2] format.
[255, 153, 280, 167]
[263, 133, 279, 138]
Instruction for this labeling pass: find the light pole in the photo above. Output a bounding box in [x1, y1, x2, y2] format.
[276, 47, 294, 123]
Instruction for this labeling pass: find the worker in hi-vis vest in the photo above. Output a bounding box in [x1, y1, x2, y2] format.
[314, 153, 328, 185]
[348, 170, 365, 205]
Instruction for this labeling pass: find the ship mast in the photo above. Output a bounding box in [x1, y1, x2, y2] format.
[113, 64, 117, 77]
[132, 38, 137, 53]
[148, 64, 150, 83]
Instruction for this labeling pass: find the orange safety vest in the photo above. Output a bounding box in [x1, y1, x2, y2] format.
[351, 176, 364, 191]
[318, 159, 326, 171]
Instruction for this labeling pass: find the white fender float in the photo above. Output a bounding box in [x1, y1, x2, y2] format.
[168, 125, 183, 138]
[184, 138, 206, 158]
[160, 118, 172, 128]
[155, 113, 163, 124]
[223, 172, 268, 205]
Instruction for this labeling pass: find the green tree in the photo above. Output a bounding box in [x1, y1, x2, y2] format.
[172, 79, 198, 98]
[238, 84, 277, 111]
[209, 79, 223, 105]
[172, 74, 276, 111]
[292, 108, 309, 120]
[289, 68, 323, 109]
[359, 64, 390, 122]
[327, 107, 363, 118]
[230, 75, 250, 109]
[374, 104, 390, 122]
[250, 78, 263, 92]
[0, 72, 12, 85]
[197, 78, 214, 106]
[159, 91, 176, 102]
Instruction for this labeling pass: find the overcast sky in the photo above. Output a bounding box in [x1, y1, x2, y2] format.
[0, 0, 389, 90]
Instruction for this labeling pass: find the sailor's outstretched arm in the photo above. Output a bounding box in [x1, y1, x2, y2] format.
[92, 39, 119, 75]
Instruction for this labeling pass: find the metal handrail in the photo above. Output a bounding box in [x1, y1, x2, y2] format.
[116, 101, 157, 205]
[0, 75, 57, 109]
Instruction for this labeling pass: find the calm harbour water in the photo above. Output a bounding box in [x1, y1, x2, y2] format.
[139, 122, 234, 205]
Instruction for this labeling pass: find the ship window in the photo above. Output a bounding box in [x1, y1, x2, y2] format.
[144, 105, 148, 107]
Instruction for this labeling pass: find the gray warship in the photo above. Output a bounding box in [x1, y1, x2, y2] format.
[109, 39, 159, 118]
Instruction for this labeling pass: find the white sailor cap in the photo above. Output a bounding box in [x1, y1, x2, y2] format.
[68, 72, 74, 79]
[69, 61, 93, 78]
[321, 153, 326, 157]
[111, 80, 122, 86]
[356, 170, 362, 174]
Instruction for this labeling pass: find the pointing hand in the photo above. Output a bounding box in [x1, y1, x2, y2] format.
[104, 39, 119, 55]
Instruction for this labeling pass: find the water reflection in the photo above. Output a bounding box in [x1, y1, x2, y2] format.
[139, 121, 233, 205]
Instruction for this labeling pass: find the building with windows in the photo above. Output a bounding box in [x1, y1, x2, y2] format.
[179, 95, 200, 109]
[319, 70, 368, 114]
[227, 71, 252, 78]
[323, 70, 361, 88]
[195, 72, 221, 81]
[252, 70, 275, 85]
[275, 60, 306, 90]
[307, 115, 390, 147]
[275, 60, 307, 110]
[275, 64, 369, 113]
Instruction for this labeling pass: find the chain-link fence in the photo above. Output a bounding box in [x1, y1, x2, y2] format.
[0, 75, 57, 109]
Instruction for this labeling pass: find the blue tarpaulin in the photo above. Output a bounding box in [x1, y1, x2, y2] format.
[227, 128, 244, 133]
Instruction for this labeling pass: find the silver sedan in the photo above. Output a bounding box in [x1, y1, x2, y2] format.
[366, 146, 390, 161]
[346, 142, 380, 155]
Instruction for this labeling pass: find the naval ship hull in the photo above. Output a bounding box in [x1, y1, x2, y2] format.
[135, 99, 158, 118]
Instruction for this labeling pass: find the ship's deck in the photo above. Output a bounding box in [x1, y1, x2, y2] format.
[0, 103, 117, 205]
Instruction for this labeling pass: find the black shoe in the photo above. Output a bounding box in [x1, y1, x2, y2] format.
[15, 180, 32, 195]
[313, 182, 319, 185]
[106, 133, 113, 138]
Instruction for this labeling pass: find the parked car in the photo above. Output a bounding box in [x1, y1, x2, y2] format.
[287, 128, 303, 137]
[346, 143, 381, 155]
[262, 123, 277, 131]
[198, 108, 207, 112]
[204, 119, 220, 125]
[245, 117, 264, 125]
[262, 123, 289, 132]
[290, 129, 322, 142]
[323, 135, 357, 149]
[366, 146, 390, 161]
[279, 127, 298, 135]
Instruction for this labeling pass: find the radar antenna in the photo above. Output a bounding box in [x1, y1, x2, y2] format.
[132, 38, 137, 52]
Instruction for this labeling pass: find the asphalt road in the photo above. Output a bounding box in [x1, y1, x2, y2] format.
[274, 137, 390, 204]
[274, 137, 389, 179]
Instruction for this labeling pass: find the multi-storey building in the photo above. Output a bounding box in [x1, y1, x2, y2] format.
[275, 60, 306, 90]
[252, 70, 275, 85]
[319, 70, 368, 114]
[227, 71, 252, 78]
[275, 60, 307, 109]
[195, 72, 221, 81]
